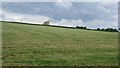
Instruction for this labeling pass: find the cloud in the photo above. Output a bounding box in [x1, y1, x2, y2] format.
[32, 8, 41, 13]
[86, 20, 118, 29]
[54, 0, 72, 10]
[1, 10, 50, 24]
[2, 2, 117, 22]
[1, 10, 85, 27]
[50, 19, 118, 29]
[51, 19, 85, 27]
[1, 10, 118, 29]
[112, 14, 118, 20]
[2, 0, 120, 2]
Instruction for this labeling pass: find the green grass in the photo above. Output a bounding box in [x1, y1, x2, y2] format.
[2, 22, 118, 66]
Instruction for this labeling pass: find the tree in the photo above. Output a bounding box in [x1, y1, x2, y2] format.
[101, 28, 105, 31]
[43, 21, 50, 25]
[76, 26, 87, 29]
[113, 29, 118, 32]
[97, 28, 100, 31]
[76, 26, 79, 28]
[105, 28, 118, 32]
[83, 26, 87, 29]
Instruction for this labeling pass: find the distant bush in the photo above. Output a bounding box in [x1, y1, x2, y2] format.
[83, 26, 87, 29]
[76, 26, 118, 32]
[97, 28, 100, 31]
[101, 28, 105, 31]
[96, 28, 118, 32]
[76, 26, 87, 29]
[105, 28, 118, 32]
[43, 21, 50, 25]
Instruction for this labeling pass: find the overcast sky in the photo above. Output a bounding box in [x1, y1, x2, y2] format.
[0, 1, 118, 29]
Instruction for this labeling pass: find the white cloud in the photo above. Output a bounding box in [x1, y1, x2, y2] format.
[54, 0, 72, 10]
[86, 20, 118, 29]
[32, 8, 41, 13]
[51, 19, 85, 27]
[112, 14, 118, 20]
[1, 10, 50, 24]
[100, 2, 117, 6]
[2, 0, 119, 2]
[1, 10, 118, 29]
[51, 19, 118, 29]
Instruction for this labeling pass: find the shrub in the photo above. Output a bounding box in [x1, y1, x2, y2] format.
[97, 28, 100, 31]
[76, 26, 87, 29]
[43, 21, 50, 25]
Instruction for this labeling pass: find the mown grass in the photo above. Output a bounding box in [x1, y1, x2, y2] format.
[2, 22, 118, 66]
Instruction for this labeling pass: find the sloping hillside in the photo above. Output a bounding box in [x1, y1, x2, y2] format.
[2, 22, 118, 66]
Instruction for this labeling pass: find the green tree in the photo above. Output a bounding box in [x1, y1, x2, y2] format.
[43, 21, 50, 25]
[97, 28, 100, 31]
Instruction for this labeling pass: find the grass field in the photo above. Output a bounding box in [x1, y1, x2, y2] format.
[2, 22, 118, 66]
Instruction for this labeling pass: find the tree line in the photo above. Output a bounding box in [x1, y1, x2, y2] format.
[96, 28, 118, 32]
[76, 26, 118, 32]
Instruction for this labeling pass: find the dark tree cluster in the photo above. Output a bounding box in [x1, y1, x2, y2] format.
[76, 26, 87, 29]
[96, 28, 118, 32]
[43, 21, 50, 25]
[76, 25, 118, 32]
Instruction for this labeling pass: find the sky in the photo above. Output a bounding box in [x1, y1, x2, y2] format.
[0, 1, 118, 29]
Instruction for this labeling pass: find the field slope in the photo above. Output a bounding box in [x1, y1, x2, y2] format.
[2, 22, 118, 66]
